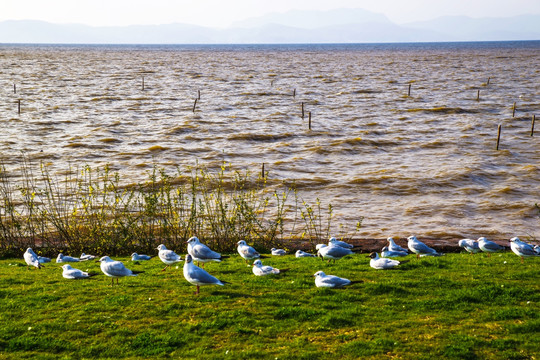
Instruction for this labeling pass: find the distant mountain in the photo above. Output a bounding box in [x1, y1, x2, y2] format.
[0, 10, 539, 44]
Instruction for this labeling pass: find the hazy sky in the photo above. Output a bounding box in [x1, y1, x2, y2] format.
[3, 0, 540, 27]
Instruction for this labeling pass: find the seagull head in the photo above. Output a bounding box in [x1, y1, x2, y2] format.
[477, 237, 487, 242]
[368, 252, 379, 259]
[62, 264, 73, 270]
[313, 271, 326, 278]
[381, 246, 389, 252]
[458, 240, 466, 247]
[328, 237, 337, 243]
[98, 256, 112, 263]
[156, 244, 167, 251]
[315, 244, 327, 250]
[252, 259, 263, 267]
[237, 240, 247, 246]
[131, 253, 138, 257]
[187, 236, 200, 244]
[509, 237, 520, 243]
[185, 254, 193, 264]
[407, 236, 417, 242]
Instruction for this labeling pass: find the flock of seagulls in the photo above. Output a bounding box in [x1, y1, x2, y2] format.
[21, 234, 538, 294]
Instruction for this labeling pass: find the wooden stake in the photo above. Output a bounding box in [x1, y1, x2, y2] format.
[532, 115, 536, 137]
[308, 112, 312, 130]
[293, 89, 296, 98]
[512, 102, 516, 118]
[192, 98, 198, 113]
[408, 84, 411, 96]
[17, 99, 21, 115]
[198, 90, 201, 100]
[14, 84, 16, 94]
[301, 102, 305, 119]
[496, 124, 502, 150]
[142, 76, 145, 91]
[487, 77, 490, 86]
[262, 163, 265, 178]
[476, 90, 480, 102]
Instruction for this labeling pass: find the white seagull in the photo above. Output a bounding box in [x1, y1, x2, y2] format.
[407, 236, 441, 258]
[313, 271, 357, 288]
[156, 244, 183, 271]
[252, 259, 289, 276]
[131, 253, 152, 261]
[509, 237, 539, 263]
[387, 237, 408, 253]
[477, 237, 504, 256]
[61, 264, 96, 279]
[369, 252, 400, 269]
[56, 253, 80, 263]
[187, 237, 226, 267]
[328, 237, 354, 249]
[98, 256, 142, 285]
[317, 244, 353, 263]
[458, 239, 481, 254]
[80, 253, 96, 261]
[237, 240, 261, 264]
[24, 248, 42, 269]
[271, 248, 287, 256]
[183, 254, 226, 295]
[295, 250, 316, 258]
[381, 246, 408, 258]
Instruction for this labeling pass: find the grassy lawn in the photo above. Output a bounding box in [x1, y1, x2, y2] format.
[0, 250, 538, 359]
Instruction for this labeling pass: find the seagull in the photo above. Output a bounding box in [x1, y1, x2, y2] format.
[56, 253, 80, 263]
[80, 253, 96, 261]
[252, 259, 289, 276]
[295, 250, 316, 258]
[407, 236, 441, 258]
[237, 240, 261, 264]
[24, 248, 42, 269]
[458, 239, 480, 254]
[380, 246, 408, 258]
[183, 254, 226, 295]
[328, 237, 354, 249]
[98, 256, 142, 285]
[477, 237, 504, 256]
[313, 271, 358, 288]
[271, 248, 287, 256]
[509, 237, 539, 263]
[131, 253, 152, 261]
[37, 255, 51, 263]
[369, 252, 401, 269]
[187, 236, 226, 267]
[387, 237, 408, 253]
[156, 244, 183, 271]
[317, 244, 353, 263]
[61, 264, 96, 279]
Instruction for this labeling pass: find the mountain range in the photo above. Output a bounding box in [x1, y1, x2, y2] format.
[1, 8, 539, 44]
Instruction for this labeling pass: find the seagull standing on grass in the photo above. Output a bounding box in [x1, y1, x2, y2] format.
[237, 240, 262, 264]
[328, 237, 354, 249]
[61, 264, 96, 279]
[509, 237, 539, 263]
[98, 256, 142, 285]
[458, 239, 481, 254]
[156, 244, 183, 271]
[387, 237, 408, 253]
[477, 237, 504, 256]
[183, 254, 226, 295]
[317, 244, 353, 263]
[24, 248, 42, 269]
[313, 271, 358, 288]
[369, 252, 401, 269]
[187, 237, 227, 267]
[407, 236, 442, 258]
[252, 259, 289, 276]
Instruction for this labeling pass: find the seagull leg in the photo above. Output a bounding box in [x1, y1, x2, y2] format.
[521, 257, 524, 264]
[416, 254, 420, 259]
[195, 285, 200, 295]
[162, 265, 169, 271]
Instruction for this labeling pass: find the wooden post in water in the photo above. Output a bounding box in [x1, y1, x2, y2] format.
[198, 90, 201, 100]
[13, 84, 16, 94]
[496, 124, 502, 150]
[476, 90, 480, 102]
[487, 77, 490, 86]
[308, 112, 312, 130]
[293, 89, 296, 98]
[512, 102, 516, 118]
[532, 115, 536, 137]
[17, 99, 21, 115]
[262, 163, 265, 178]
[301, 102, 305, 119]
[408, 84, 411, 97]
[192, 98, 198, 113]
[142, 76, 145, 91]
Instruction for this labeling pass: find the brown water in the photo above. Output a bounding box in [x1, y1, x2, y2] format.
[1, 43, 539, 240]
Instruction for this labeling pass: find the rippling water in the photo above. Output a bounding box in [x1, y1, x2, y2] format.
[1, 42, 539, 240]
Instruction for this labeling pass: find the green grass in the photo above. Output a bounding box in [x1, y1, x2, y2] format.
[0, 252, 538, 359]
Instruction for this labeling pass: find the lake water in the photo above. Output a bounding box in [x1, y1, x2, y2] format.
[1, 42, 539, 241]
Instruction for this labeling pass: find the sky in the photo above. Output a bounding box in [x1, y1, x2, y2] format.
[3, 0, 540, 28]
